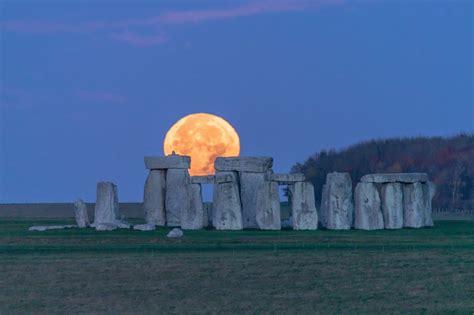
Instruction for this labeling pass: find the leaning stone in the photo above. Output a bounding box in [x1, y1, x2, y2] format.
[289, 182, 318, 230]
[28, 225, 76, 232]
[267, 173, 305, 184]
[239, 172, 266, 228]
[403, 182, 425, 228]
[181, 184, 205, 230]
[321, 172, 354, 230]
[73, 198, 90, 228]
[94, 182, 119, 227]
[143, 170, 166, 226]
[165, 169, 191, 227]
[133, 224, 156, 231]
[213, 171, 243, 230]
[381, 183, 404, 229]
[167, 228, 184, 238]
[191, 175, 215, 184]
[354, 182, 384, 230]
[361, 173, 428, 184]
[255, 182, 281, 230]
[144, 155, 191, 170]
[422, 181, 436, 227]
[214, 157, 273, 173]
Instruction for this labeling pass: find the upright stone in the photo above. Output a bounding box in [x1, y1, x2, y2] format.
[165, 169, 190, 227]
[143, 170, 166, 226]
[321, 172, 354, 230]
[213, 171, 243, 230]
[289, 182, 318, 230]
[239, 172, 266, 228]
[94, 182, 119, 226]
[381, 183, 404, 229]
[73, 198, 89, 228]
[422, 181, 436, 227]
[403, 182, 425, 228]
[255, 182, 281, 230]
[354, 182, 383, 230]
[181, 183, 205, 230]
[319, 184, 329, 227]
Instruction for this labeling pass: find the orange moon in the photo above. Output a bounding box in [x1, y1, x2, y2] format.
[163, 113, 240, 176]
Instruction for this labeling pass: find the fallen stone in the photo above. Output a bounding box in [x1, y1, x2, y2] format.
[214, 157, 273, 173]
[239, 172, 266, 228]
[143, 169, 166, 226]
[94, 182, 119, 228]
[361, 173, 428, 184]
[181, 183, 205, 230]
[28, 225, 76, 232]
[320, 172, 354, 230]
[73, 198, 90, 228]
[167, 228, 184, 238]
[95, 223, 118, 231]
[354, 182, 384, 230]
[289, 182, 318, 230]
[190, 175, 215, 184]
[403, 182, 425, 228]
[255, 182, 281, 230]
[144, 155, 191, 170]
[115, 220, 131, 229]
[381, 183, 404, 229]
[281, 217, 293, 229]
[133, 224, 156, 231]
[267, 173, 305, 184]
[165, 168, 191, 227]
[213, 171, 243, 230]
[422, 181, 436, 227]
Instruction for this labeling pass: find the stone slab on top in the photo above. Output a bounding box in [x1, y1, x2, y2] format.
[361, 173, 428, 184]
[144, 155, 191, 170]
[214, 157, 273, 173]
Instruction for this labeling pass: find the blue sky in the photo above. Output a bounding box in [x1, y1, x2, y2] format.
[0, 0, 472, 202]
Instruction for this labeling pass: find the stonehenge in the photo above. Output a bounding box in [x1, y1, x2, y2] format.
[354, 182, 384, 230]
[320, 172, 354, 230]
[289, 182, 318, 230]
[73, 198, 90, 228]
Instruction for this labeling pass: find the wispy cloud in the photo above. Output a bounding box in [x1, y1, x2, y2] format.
[109, 31, 168, 47]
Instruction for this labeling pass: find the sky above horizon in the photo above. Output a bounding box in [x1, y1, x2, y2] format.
[0, 0, 472, 202]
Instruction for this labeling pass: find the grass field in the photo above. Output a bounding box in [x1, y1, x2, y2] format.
[1, 219, 473, 314]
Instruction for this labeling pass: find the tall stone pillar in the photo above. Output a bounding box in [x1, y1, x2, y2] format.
[289, 182, 318, 230]
[181, 183, 205, 230]
[381, 183, 403, 229]
[94, 181, 119, 229]
[143, 169, 166, 226]
[255, 181, 281, 230]
[354, 182, 383, 230]
[320, 172, 353, 230]
[213, 171, 243, 230]
[403, 182, 425, 228]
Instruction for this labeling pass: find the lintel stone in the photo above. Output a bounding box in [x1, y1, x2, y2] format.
[361, 173, 428, 184]
[191, 175, 215, 184]
[268, 173, 305, 184]
[214, 157, 273, 173]
[144, 155, 191, 170]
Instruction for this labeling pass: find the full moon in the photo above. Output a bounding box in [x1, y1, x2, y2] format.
[163, 113, 240, 176]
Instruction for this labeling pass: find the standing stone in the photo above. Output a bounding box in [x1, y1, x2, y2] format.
[165, 169, 190, 227]
[255, 182, 281, 230]
[319, 184, 329, 227]
[403, 182, 425, 228]
[181, 183, 205, 230]
[239, 172, 266, 228]
[381, 183, 404, 229]
[213, 171, 243, 230]
[422, 181, 436, 227]
[289, 182, 318, 230]
[321, 172, 353, 230]
[73, 198, 89, 228]
[94, 182, 119, 227]
[143, 170, 166, 226]
[354, 182, 384, 230]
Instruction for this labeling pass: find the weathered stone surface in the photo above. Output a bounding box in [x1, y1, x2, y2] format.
[320, 172, 354, 230]
[361, 173, 428, 184]
[167, 228, 184, 238]
[255, 182, 281, 230]
[165, 169, 190, 227]
[144, 155, 191, 170]
[115, 220, 131, 229]
[73, 198, 89, 228]
[214, 157, 273, 173]
[143, 170, 166, 226]
[381, 183, 404, 229]
[289, 182, 318, 230]
[191, 175, 215, 184]
[239, 172, 266, 228]
[29, 225, 75, 232]
[94, 182, 119, 228]
[422, 181, 436, 227]
[354, 182, 384, 230]
[181, 184, 205, 230]
[213, 171, 243, 230]
[215, 172, 236, 183]
[267, 173, 305, 184]
[403, 182, 425, 228]
[133, 224, 156, 231]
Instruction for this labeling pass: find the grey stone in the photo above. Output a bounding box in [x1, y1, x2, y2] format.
[29, 225, 76, 232]
[181, 184, 205, 230]
[214, 157, 273, 173]
[165, 169, 190, 227]
[167, 228, 184, 238]
[289, 182, 318, 230]
[403, 182, 425, 228]
[267, 173, 305, 184]
[73, 198, 89, 228]
[281, 217, 293, 229]
[381, 183, 404, 229]
[115, 220, 131, 229]
[143, 170, 166, 226]
[144, 155, 191, 170]
[213, 171, 243, 230]
[319, 184, 329, 227]
[94, 182, 119, 228]
[361, 173, 428, 184]
[95, 223, 118, 231]
[354, 182, 384, 230]
[239, 172, 266, 228]
[422, 181, 436, 227]
[133, 224, 156, 231]
[255, 182, 281, 230]
[321, 172, 353, 230]
[215, 172, 236, 183]
[191, 175, 215, 184]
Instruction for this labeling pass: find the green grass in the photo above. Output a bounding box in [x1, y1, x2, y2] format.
[1, 219, 474, 313]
